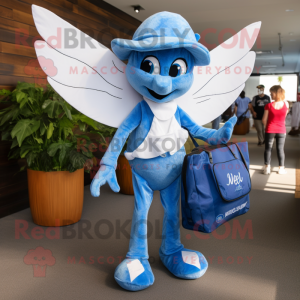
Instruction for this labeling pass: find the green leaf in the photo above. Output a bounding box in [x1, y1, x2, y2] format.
[47, 122, 54, 139]
[0, 105, 19, 126]
[10, 137, 18, 149]
[67, 163, 77, 173]
[20, 149, 30, 158]
[20, 165, 26, 172]
[73, 114, 98, 130]
[1, 131, 11, 140]
[78, 120, 86, 131]
[59, 100, 72, 120]
[13, 165, 27, 176]
[19, 95, 29, 108]
[8, 147, 20, 160]
[75, 134, 91, 141]
[87, 130, 106, 142]
[59, 115, 73, 129]
[19, 106, 32, 117]
[47, 141, 69, 156]
[69, 149, 87, 170]
[40, 123, 46, 135]
[16, 91, 26, 103]
[16, 82, 34, 91]
[0, 106, 11, 115]
[0, 89, 12, 97]
[39, 150, 53, 171]
[63, 127, 73, 139]
[82, 150, 93, 158]
[20, 144, 41, 158]
[48, 142, 60, 157]
[34, 137, 43, 144]
[11, 119, 40, 146]
[47, 140, 73, 166]
[42, 99, 60, 118]
[26, 96, 32, 104]
[58, 144, 69, 166]
[26, 152, 38, 167]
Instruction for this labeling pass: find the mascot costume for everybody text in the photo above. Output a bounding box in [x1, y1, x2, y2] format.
[32, 5, 260, 291]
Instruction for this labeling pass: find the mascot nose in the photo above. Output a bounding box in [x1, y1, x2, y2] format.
[151, 75, 172, 95]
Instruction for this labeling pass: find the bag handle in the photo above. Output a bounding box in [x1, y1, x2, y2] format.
[182, 127, 247, 168]
[182, 127, 199, 148]
[230, 142, 249, 172]
[225, 144, 237, 159]
[242, 107, 249, 117]
[182, 127, 213, 163]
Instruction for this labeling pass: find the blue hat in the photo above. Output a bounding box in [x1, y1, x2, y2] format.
[111, 11, 210, 66]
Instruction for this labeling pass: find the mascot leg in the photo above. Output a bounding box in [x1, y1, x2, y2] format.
[114, 170, 155, 291]
[159, 175, 208, 279]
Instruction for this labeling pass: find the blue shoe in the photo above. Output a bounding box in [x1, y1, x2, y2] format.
[114, 258, 155, 291]
[159, 248, 208, 279]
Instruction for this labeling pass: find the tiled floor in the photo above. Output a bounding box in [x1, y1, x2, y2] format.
[0, 128, 299, 300]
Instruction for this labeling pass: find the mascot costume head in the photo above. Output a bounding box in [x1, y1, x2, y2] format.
[32, 5, 260, 291]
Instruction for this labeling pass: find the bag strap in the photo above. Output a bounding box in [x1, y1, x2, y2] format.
[182, 127, 199, 147]
[225, 144, 237, 159]
[237, 107, 249, 121]
[182, 127, 248, 169]
[231, 142, 252, 187]
[231, 142, 249, 172]
[242, 107, 249, 116]
[182, 127, 213, 163]
[182, 127, 199, 148]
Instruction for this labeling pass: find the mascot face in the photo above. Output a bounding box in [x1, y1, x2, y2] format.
[126, 48, 195, 103]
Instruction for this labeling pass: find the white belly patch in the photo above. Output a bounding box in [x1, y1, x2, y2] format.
[125, 97, 188, 160]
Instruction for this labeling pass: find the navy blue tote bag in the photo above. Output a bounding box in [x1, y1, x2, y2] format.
[181, 136, 251, 233]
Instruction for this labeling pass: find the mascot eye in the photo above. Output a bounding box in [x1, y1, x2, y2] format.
[140, 56, 160, 75]
[169, 59, 187, 77]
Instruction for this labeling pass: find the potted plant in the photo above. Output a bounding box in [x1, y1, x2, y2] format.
[0, 82, 102, 226]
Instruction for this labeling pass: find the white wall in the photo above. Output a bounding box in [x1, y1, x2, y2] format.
[244, 74, 298, 102]
[260, 75, 298, 102]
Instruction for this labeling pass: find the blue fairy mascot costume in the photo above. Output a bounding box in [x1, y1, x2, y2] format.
[32, 5, 260, 291]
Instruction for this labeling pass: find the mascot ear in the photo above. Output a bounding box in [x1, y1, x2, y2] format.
[195, 33, 200, 42]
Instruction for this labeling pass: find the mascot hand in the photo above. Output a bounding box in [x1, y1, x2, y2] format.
[216, 115, 237, 144]
[90, 165, 120, 197]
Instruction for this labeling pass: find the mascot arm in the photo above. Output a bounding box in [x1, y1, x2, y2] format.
[178, 106, 237, 145]
[101, 102, 142, 167]
[90, 103, 142, 197]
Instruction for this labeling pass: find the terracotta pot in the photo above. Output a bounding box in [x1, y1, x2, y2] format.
[233, 118, 250, 135]
[116, 155, 134, 195]
[27, 168, 84, 226]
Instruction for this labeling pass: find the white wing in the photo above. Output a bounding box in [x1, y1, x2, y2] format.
[32, 5, 142, 128]
[176, 22, 261, 125]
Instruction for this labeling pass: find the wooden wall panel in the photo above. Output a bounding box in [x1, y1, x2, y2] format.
[0, 0, 141, 218]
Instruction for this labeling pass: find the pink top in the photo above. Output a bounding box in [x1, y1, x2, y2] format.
[264, 102, 288, 133]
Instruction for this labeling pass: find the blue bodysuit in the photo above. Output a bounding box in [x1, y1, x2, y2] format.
[91, 98, 236, 291]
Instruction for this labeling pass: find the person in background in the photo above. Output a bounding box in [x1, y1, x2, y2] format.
[262, 85, 289, 175]
[212, 115, 221, 130]
[250, 84, 271, 146]
[221, 102, 235, 122]
[234, 91, 251, 128]
[288, 92, 300, 136]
